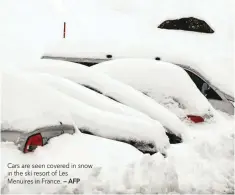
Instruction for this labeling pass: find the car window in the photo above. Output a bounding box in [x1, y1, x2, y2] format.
[184, 70, 222, 100]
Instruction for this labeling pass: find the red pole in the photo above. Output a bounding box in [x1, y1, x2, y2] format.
[63, 22, 66, 39]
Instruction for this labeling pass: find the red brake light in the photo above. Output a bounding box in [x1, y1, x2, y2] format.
[187, 115, 204, 123]
[24, 133, 43, 153]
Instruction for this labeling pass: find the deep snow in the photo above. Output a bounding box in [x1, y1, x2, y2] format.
[92, 59, 219, 120]
[0, 0, 234, 194]
[1, 112, 234, 194]
[2, 69, 170, 153]
[41, 0, 234, 98]
[22, 59, 189, 138]
[21, 71, 151, 121]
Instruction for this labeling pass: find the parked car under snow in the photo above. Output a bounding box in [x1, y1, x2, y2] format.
[1, 68, 179, 156]
[21, 59, 189, 140]
[41, 24, 234, 115]
[92, 59, 223, 121]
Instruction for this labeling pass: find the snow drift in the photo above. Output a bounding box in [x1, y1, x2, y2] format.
[22, 71, 151, 121]
[22, 59, 189, 138]
[1, 68, 170, 153]
[1, 134, 179, 194]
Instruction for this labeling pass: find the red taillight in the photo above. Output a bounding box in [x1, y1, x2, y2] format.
[24, 133, 43, 153]
[187, 115, 204, 123]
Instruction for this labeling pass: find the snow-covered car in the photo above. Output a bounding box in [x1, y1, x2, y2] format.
[21, 59, 189, 141]
[92, 59, 222, 121]
[43, 52, 233, 115]
[1, 69, 172, 155]
[41, 19, 234, 115]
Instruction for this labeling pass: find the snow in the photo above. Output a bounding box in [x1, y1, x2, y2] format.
[0, 0, 234, 194]
[1, 0, 233, 96]
[1, 113, 234, 194]
[1, 69, 74, 131]
[1, 134, 179, 194]
[43, 32, 233, 98]
[167, 114, 234, 193]
[22, 59, 189, 138]
[21, 71, 151, 121]
[92, 58, 219, 119]
[0, 0, 62, 68]
[2, 68, 170, 153]
[41, 0, 234, 98]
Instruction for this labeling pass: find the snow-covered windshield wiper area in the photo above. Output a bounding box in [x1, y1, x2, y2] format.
[79, 127, 167, 155]
[81, 84, 121, 103]
[1, 124, 75, 153]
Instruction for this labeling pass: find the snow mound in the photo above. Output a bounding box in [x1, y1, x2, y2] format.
[22, 59, 189, 138]
[1, 70, 74, 131]
[1, 134, 179, 194]
[73, 153, 179, 194]
[2, 69, 169, 153]
[23, 71, 151, 120]
[92, 58, 218, 119]
[167, 116, 235, 194]
[1, 115, 234, 194]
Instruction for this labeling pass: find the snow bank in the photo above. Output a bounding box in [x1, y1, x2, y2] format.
[1, 134, 179, 194]
[2, 114, 234, 194]
[92, 59, 218, 119]
[22, 71, 151, 120]
[167, 115, 234, 193]
[2, 69, 169, 153]
[22, 59, 189, 137]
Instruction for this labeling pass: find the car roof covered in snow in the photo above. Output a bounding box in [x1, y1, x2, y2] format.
[42, 30, 233, 99]
[92, 59, 218, 119]
[21, 59, 189, 138]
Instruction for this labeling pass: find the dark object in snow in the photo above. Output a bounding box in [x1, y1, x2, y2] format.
[82, 84, 121, 103]
[106, 54, 112, 59]
[78, 128, 158, 154]
[166, 132, 182, 144]
[155, 57, 161, 60]
[158, 17, 214, 33]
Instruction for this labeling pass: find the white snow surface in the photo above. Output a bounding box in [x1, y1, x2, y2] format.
[22, 71, 151, 121]
[1, 113, 234, 194]
[1, 134, 179, 194]
[1, 0, 234, 194]
[42, 0, 234, 98]
[43, 32, 233, 98]
[92, 59, 219, 119]
[1, 69, 170, 153]
[22, 59, 189, 137]
[1, 0, 233, 96]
